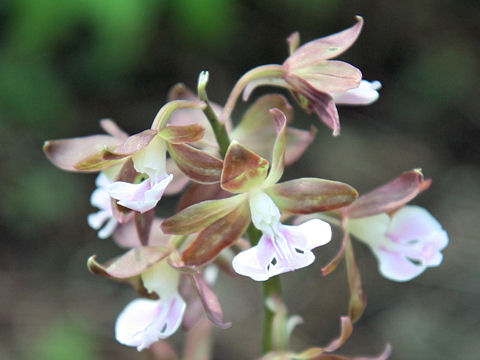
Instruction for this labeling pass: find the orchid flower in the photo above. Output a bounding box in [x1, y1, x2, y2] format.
[232, 190, 332, 281]
[108, 135, 174, 213]
[88, 244, 230, 350]
[348, 205, 448, 282]
[115, 261, 186, 351]
[87, 172, 119, 239]
[162, 109, 358, 280]
[44, 101, 225, 215]
[222, 16, 378, 136]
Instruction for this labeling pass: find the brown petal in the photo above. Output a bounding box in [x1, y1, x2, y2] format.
[167, 143, 223, 184]
[134, 209, 155, 246]
[265, 178, 358, 214]
[158, 124, 205, 144]
[221, 141, 269, 193]
[181, 201, 251, 266]
[343, 169, 427, 219]
[287, 76, 340, 136]
[161, 194, 246, 235]
[188, 273, 232, 329]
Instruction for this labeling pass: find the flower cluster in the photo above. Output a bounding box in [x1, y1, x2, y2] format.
[43, 16, 448, 359]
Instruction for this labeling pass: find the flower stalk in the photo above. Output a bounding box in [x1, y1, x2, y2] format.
[197, 71, 231, 157]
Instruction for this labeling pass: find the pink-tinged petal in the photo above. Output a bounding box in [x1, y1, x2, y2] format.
[281, 219, 332, 251]
[285, 16, 363, 66]
[104, 130, 158, 160]
[43, 135, 123, 172]
[290, 60, 362, 94]
[344, 169, 427, 219]
[287, 31, 301, 55]
[372, 249, 427, 282]
[115, 295, 186, 351]
[265, 178, 358, 214]
[87, 246, 170, 280]
[286, 77, 341, 136]
[332, 80, 382, 105]
[188, 273, 231, 329]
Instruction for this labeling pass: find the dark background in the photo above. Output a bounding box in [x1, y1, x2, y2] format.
[1, 0, 479, 359]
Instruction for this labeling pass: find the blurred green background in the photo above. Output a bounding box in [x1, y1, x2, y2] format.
[1, 0, 479, 359]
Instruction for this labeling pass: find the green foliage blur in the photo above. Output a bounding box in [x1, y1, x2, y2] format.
[0, 0, 479, 359]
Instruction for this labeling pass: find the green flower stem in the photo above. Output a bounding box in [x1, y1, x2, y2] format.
[246, 222, 284, 354]
[197, 71, 231, 157]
